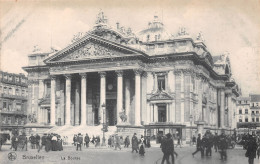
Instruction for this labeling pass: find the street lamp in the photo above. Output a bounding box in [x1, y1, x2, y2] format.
[189, 115, 193, 146]
[101, 103, 106, 146]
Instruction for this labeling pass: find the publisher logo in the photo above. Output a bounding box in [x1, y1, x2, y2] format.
[8, 152, 17, 161]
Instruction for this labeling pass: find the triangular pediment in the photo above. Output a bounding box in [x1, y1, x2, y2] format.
[149, 90, 173, 101]
[45, 34, 146, 64]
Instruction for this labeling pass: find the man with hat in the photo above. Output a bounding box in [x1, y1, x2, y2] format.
[132, 133, 139, 153]
[114, 133, 121, 150]
[76, 133, 83, 151]
[218, 130, 228, 161]
[38, 133, 47, 152]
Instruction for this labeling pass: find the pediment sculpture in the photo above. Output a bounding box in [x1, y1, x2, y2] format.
[61, 42, 121, 61]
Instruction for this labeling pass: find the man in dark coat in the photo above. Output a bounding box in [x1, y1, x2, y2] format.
[35, 134, 40, 149]
[11, 135, 18, 151]
[124, 136, 130, 148]
[73, 134, 77, 146]
[132, 133, 139, 153]
[161, 133, 176, 164]
[38, 134, 47, 152]
[114, 134, 121, 150]
[192, 134, 204, 157]
[218, 131, 228, 161]
[76, 133, 83, 151]
[246, 134, 257, 164]
[29, 134, 35, 149]
[45, 134, 51, 152]
[84, 133, 90, 148]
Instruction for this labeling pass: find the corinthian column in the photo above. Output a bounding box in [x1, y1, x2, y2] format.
[50, 76, 56, 125]
[116, 70, 123, 125]
[80, 73, 87, 126]
[125, 78, 131, 123]
[134, 69, 142, 126]
[99, 72, 106, 124]
[220, 89, 225, 128]
[65, 74, 71, 125]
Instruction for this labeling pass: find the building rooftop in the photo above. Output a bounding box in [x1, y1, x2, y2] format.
[250, 94, 260, 102]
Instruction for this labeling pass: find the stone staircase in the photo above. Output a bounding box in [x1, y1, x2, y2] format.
[44, 125, 117, 144]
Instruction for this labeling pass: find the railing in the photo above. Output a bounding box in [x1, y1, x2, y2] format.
[0, 110, 25, 115]
[1, 93, 27, 100]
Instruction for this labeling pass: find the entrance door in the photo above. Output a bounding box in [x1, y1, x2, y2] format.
[158, 105, 166, 122]
[106, 99, 116, 126]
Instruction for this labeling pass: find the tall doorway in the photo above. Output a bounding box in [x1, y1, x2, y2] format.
[158, 105, 166, 122]
[106, 99, 116, 126]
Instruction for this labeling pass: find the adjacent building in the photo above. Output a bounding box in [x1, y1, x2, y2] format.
[0, 71, 28, 134]
[236, 94, 260, 130]
[23, 12, 240, 141]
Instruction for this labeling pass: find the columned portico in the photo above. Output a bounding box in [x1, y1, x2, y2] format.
[116, 70, 123, 124]
[50, 76, 56, 125]
[80, 73, 87, 126]
[99, 72, 106, 124]
[65, 74, 71, 125]
[134, 70, 142, 126]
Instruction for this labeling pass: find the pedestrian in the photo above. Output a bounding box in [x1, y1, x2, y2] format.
[192, 134, 204, 158]
[218, 130, 228, 161]
[245, 134, 257, 164]
[45, 134, 51, 152]
[35, 134, 40, 149]
[51, 134, 58, 151]
[73, 134, 77, 146]
[84, 133, 90, 148]
[161, 133, 177, 164]
[192, 135, 196, 145]
[38, 133, 47, 152]
[57, 135, 63, 151]
[11, 134, 18, 151]
[124, 136, 130, 148]
[114, 134, 121, 150]
[29, 134, 35, 149]
[76, 133, 83, 151]
[139, 135, 145, 156]
[213, 132, 219, 152]
[175, 135, 182, 148]
[95, 135, 100, 147]
[91, 135, 95, 145]
[132, 133, 139, 153]
[111, 135, 115, 147]
[108, 136, 112, 147]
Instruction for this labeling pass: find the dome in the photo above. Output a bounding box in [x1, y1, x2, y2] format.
[138, 15, 171, 43]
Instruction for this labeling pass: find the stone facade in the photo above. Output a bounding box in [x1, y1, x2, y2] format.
[23, 12, 240, 141]
[0, 71, 28, 134]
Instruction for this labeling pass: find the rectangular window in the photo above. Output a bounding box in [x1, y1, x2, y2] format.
[239, 118, 242, 122]
[239, 109, 242, 114]
[256, 118, 259, 122]
[3, 102, 7, 110]
[245, 109, 248, 114]
[257, 111, 259, 114]
[245, 118, 248, 122]
[252, 118, 255, 122]
[157, 75, 165, 91]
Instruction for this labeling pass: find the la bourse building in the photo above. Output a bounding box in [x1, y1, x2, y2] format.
[23, 12, 240, 142]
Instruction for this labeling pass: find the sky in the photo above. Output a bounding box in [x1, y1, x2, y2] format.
[0, 0, 260, 96]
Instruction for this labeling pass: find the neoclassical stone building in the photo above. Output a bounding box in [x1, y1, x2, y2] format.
[23, 12, 240, 141]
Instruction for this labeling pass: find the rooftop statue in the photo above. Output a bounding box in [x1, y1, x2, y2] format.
[95, 10, 108, 24]
[196, 31, 205, 42]
[32, 45, 41, 53]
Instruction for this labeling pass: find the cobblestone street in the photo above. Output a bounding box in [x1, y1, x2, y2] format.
[1, 145, 259, 164]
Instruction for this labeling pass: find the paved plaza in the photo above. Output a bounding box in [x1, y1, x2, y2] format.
[0, 144, 258, 164]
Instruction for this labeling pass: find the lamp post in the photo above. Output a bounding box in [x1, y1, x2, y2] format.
[189, 114, 193, 146]
[101, 103, 106, 146]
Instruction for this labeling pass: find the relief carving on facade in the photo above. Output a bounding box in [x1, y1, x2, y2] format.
[62, 43, 121, 61]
